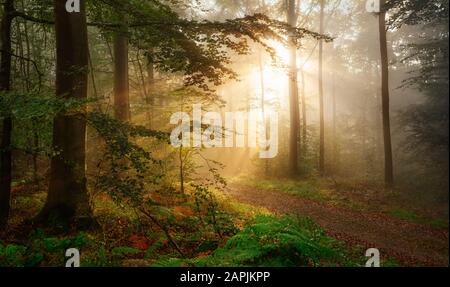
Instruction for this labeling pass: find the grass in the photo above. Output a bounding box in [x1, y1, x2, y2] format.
[230, 176, 364, 210]
[388, 208, 448, 229]
[230, 176, 322, 200]
[231, 176, 448, 229]
[212, 188, 273, 225]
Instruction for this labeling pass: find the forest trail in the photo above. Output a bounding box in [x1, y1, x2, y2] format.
[225, 184, 449, 267]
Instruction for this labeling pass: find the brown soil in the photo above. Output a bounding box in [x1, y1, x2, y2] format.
[225, 184, 449, 267]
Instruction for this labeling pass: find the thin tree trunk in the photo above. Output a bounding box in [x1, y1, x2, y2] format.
[332, 71, 338, 173]
[378, 0, 394, 187]
[318, 0, 325, 175]
[38, 0, 92, 226]
[179, 146, 184, 194]
[113, 22, 130, 122]
[21, 0, 31, 89]
[146, 50, 155, 127]
[258, 51, 269, 176]
[300, 67, 307, 151]
[374, 65, 383, 175]
[361, 91, 368, 177]
[287, 0, 300, 175]
[21, 0, 39, 182]
[0, 0, 14, 229]
[136, 49, 148, 116]
[32, 126, 38, 183]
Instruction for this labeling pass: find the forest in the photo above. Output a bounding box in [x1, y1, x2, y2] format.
[0, 0, 448, 268]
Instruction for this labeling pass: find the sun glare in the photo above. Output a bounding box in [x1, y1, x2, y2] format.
[246, 41, 317, 108]
[272, 41, 290, 64]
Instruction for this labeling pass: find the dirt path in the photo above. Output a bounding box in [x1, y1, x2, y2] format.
[225, 184, 449, 267]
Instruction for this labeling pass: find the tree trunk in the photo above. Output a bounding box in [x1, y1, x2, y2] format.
[258, 51, 269, 176]
[378, 0, 394, 188]
[37, 0, 92, 226]
[113, 24, 130, 122]
[300, 67, 307, 152]
[0, 0, 14, 229]
[287, 0, 300, 175]
[318, 0, 325, 175]
[332, 71, 338, 174]
[146, 50, 155, 127]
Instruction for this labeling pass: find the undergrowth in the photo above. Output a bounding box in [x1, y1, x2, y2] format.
[154, 215, 364, 267]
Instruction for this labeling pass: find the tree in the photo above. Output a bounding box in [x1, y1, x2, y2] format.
[113, 16, 130, 121]
[287, 0, 300, 175]
[6, 0, 326, 226]
[0, 0, 14, 229]
[390, 0, 449, 192]
[378, 0, 394, 187]
[300, 67, 307, 153]
[37, 0, 92, 225]
[318, 0, 325, 175]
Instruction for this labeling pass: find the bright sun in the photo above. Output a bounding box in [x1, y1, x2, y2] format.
[247, 41, 315, 106]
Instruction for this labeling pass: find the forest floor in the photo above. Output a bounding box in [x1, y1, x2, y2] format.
[225, 178, 449, 267]
[1, 177, 448, 267]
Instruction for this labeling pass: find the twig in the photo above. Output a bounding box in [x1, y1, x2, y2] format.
[138, 207, 186, 258]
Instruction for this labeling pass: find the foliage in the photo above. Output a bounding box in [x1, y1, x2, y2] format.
[387, 0, 449, 29]
[0, 91, 91, 172]
[87, 110, 237, 257]
[154, 215, 360, 267]
[191, 182, 237, 239]
[391, 0, 449, 195]
[0, 230, 91, 267]
[86, 111, 168, 206]
[88, 0, 331, 92]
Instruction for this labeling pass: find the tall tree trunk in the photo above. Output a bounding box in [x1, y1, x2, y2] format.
[258, 51, 269, 176]
[135, 49, 149, 122]
[38, 0, 92, 225]
[378, 0, 394, 187]
[113, 23, 130, 122]
[361, 90, 368, 176]
[287, 0, 300, 175]
[0, 0, 14, 229]
[374, 65, 383, 175]
[318, 0, 325, 175]
[146, 50, 155, 127]
[332, 71, 338, 173]
[300, 67, 307, 152]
